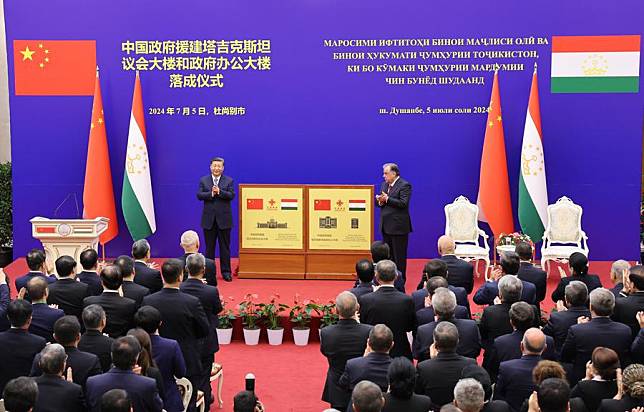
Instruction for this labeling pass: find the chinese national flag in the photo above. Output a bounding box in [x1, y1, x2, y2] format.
[13, 40, 96, 95]
[247, 199, 263, 210]
[83, 70, 118, 244]
[314, 199, 331, 210]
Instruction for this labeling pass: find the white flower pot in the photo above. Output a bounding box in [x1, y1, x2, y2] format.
[243, 328, 261, 345]
[216, 328, 233, 345]
[267, 328, 284, 345]
[292, 327, 310, 346]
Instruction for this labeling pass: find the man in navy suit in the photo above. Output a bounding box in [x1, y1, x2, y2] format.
[413, 259, 470, 314]
[415, 276, 469, 326]
[78, 248, 103, 296]
[180, 253, 223, 410]
[86, 336, 163, 412]
[2, 377, 39, 412]
[348, 259, 375, 300]
[515, 242, 547, 306]
[115, 255, 150, 308]
[0, 268, 9, 331]
[79, 304, 114, 372]
[135, 305, 187, 412]
[474, 252, 536, 306]
[33, 343, 86, 412]
[632, 312, 644, 364]
[375, 163, 412, 287]
[494, 328, 547, 411]
[0, 299, 47, 394]
[560, 287, 633, 384]
[542, 281, 590, 354]
[14, 248, 56, 300]
[413, 288, 480, 361]
[437, 236, 475, 294]
[26, 277, 64, 342]
[132, 239, 163, 293]
[178, 230, 217, 286]
[197, 157, 235, 282]
[47, 256, 90, 320]
[613, 265, 644, 338]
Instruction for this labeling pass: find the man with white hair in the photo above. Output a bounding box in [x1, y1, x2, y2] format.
[33, 343, 85, 412]
[454, 378, 485, 412]
[609, 259, 630, 298]
[178, 230, 219, 285]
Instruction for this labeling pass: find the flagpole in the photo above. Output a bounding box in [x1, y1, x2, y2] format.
[101, 243, 106, 263]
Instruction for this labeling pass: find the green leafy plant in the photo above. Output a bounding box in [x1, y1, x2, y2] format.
[0, 162, 12, 248]
[217, 296, 236, 329]
[238, 293, 262, 330]
[258, 293, 289, 330]
[289, 294, 317, 329]
[497, 232, 532, 247]
[317, 300, 339, 328]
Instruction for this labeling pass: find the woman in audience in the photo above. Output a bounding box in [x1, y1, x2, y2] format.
[520, 361, 574, 412]
[127, 328, 166, 404]
[598, 364, 644, 412]
[570, 347, 619, 412]
[382, 357, 431, 412]
[551, 252, 603, 303]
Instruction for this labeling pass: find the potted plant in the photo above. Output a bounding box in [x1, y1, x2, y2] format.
[216, 296, 236, 345]
[289, 294, 317, 346]
[317, 300, 339, 338]
[258, 293, 289, 345]
[0, 162, 12, 268]
[238, 293, 262, 345]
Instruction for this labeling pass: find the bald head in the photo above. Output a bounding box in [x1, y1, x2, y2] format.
[438, 235, 456, 255]
[522, 327, 546, 355]
[336, 291, 358, 319]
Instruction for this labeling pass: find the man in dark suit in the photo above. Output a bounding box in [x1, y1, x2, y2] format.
[348, 259, 375, 300]
[132, 239, 163, 293]
[613, 265, 644, 338]
[560, 287, 633, 384]
[413, 259, 470, 314]
[542, 280, 590, 354]
[474, 252, 536, 306]
[413, 288, 480, 361]
[0, 299, 47, 394]
[437, 236, 475, 294]
[2, 377, 39, 412]
[143, 258, 210, 411]
[83, 265, 137, 338]
[359, 260, 416, 359]
[78, 248, 103, 296]
[115, 255, 149, 308]
[362, 241, 405, 293]
[15, 248, 56, 301]
[609, 260, 630, 299]
[31, 316, 101, 389]
[415, 276, 469, 327]
[320, 291, 373, 411]
[0, 268, 9, 332]
[633, 312, 644, 364]
[178, 230, 218, 286]
[494, 328, 547, 411]
[197, 157, 235, 282]
[461, 365, 513, 412]
[86, 336, 163, 412]
[416, 321, 477, 407]
[515, 242, 547, 306]
[26, 277, 64, 342]
[180, 252, 223, 410]
[33, 343, 86, 412]
[375, 163, 412, 287]
[47, 256, 89, 320]
[79, 304, 114, 372]
[339, 324, 393, 406]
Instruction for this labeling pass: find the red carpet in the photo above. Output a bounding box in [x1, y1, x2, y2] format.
[1, 258, 623, 411]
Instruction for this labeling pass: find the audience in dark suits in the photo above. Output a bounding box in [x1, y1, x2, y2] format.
[33, 343, 86, 412]
[516, 242, 548, 305]
[613, 265, 644, 338]
[46, 256, 89, 320]
[413, 259, 470, 314]
[359, 259, 416, 359]
[437, 236, 475, 294]
[348, 259, 375, 301]
[609, 260, 630, 299]
[26, 276, 64, 342]
[14, 249, 56, 300]
[474, 252, 537, 306]
[597, 363, 644, 412]
[79, 304, 114, 372]
[78, 248, 103, 296]
[551, 252, 603, 303]
[415, 276, 470, 327]
[320, 291, 372, 411]
[115, 255, 150, 308]
[132, 239, 163, 293]
[570, 347, 619, 412]
[178, 230, 218, 286]
[83, 265, 137, 339]
[382, 357, 431, 412]
[543, 280, 591, 354]
[2, 376, 39, 412]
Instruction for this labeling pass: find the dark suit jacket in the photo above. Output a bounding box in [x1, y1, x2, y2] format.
[320, 319, 372, 410]
[598, 395, 644, 412]
[31, 346, 101, 388]
[416, 305, 469, 327]
[143, 289, 210, 377]
[610, 283, 625, 299]
[0, 283, 9, 331]
[0, 328, 47, 393]
[632, 328, 644, 364]
[415, 351, 477, 407]
[339, 351, 391, 393]
[134, 261, 163, 293]
[29, 302, 65, 342]
[179, 253, 218, 286]
[86, 368, 163, 412]
[83, 292, 137, 338]
[441, 255, 475, 294]
[122, 280, 150, 307]
[551, 274, 603, 303]
[359, 287, 416, 359]
[14, 272, 56, 298]
[34, 374, 85, 412]
[473, 278, 536, 306]
[542, 305, 591, 353]
[484, 330, 557, 380]
[47, 278, 89, 319]
[382, 393, 432, 412]
[78, 270, 103, 296]
[517, 262, 547, 304]
[348, 282, 374, 301]
[413, 318, 481, 361]
[197, 174, 235, 230]
[79, 329, 114, 372]
[571, 379, 618, 412]
[483, 400, 513, 412]
[479, 303, 540, 349]
[377, 178, 412, 235]
[613, 291, 644, 338]
[412, 285, 470, 314]
[494, 354, 541, 411]
[150, 334, 186, 412]
[560, 317, 632, 383]
[180, 278, 223, 355]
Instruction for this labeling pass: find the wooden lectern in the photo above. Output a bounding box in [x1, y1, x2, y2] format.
[30, 217, 109, 273]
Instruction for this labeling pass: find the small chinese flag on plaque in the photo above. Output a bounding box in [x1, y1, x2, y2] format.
[314, 199, 331, 211]
[13, 40, 96, 95]
[247, 199, 263, 210]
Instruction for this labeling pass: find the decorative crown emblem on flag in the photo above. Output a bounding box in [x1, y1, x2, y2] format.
[126, 143, 149, 175]
[521, 144, 544, 177]
[582, 54, 608, 76]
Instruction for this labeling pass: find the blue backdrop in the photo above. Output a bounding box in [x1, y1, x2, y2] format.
[5, 0, 644, 260]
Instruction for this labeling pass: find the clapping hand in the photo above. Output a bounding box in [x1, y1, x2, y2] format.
[18, 287, 26, 300]
[557, 266, 567, 279]
[556, 300, 567, 312]
[65, 367, 74, 382]
[212, 185, 220, 196]
[147, 261, 159, 270]
[637, 311, 644, 329]
[577, 316, 590, 324]
[0, 268, 6, 284]
[492, 267, 503, 282]
[614, 368, 623, 400]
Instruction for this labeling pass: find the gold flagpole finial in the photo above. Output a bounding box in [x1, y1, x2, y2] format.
[534, 62, 538, 72]
[96, 65, 100, 78]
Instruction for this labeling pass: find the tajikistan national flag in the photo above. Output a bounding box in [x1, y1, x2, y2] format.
[551, 35, 640, 93]
[518, 67, 548, 243]
[122, 72, 156, 240]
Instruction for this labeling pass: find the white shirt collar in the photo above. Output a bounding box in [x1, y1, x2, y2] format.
[103, 289, 119, 293]
[390, 176, 400, 187]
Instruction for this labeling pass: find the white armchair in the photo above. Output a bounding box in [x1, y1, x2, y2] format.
[541, 196, 589, 275]
[444, 196, 491, 279]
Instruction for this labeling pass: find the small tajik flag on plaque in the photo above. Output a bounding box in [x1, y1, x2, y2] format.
[280, 199, 298, 210]
[348, 199, 366, 211]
